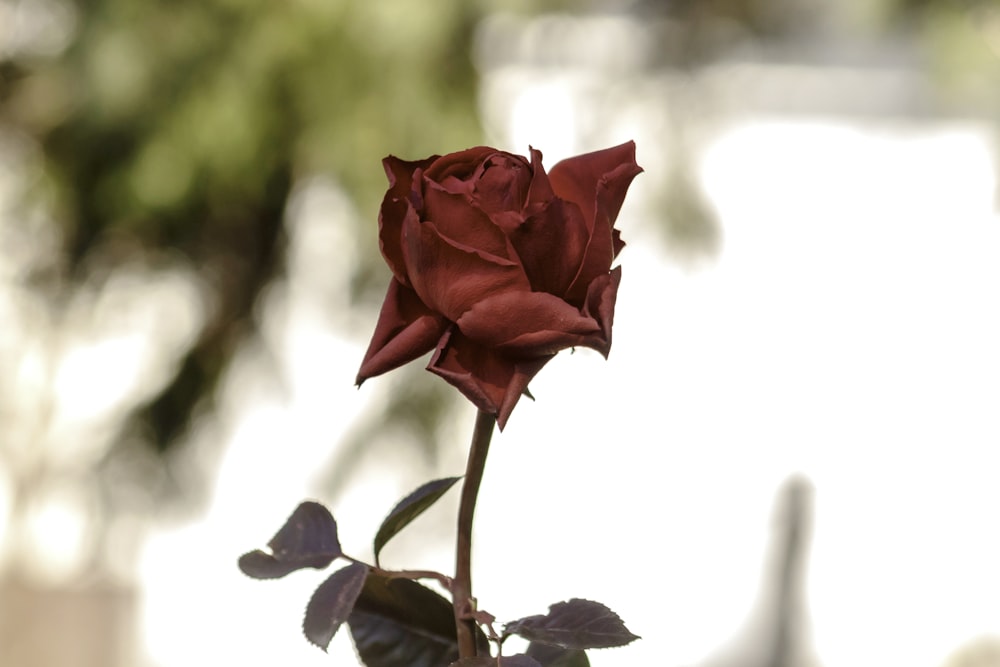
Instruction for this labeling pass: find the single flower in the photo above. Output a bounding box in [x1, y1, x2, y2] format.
[357, 141, 642, 428]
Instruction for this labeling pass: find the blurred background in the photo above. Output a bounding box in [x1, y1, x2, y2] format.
[1, 0, 999, 666]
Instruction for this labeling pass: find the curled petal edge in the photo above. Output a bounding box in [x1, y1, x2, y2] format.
[428, 328, 553, 430]
[356, 279, 450, 384]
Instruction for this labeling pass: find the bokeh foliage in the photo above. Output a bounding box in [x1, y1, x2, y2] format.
[2, 0, 484, 456]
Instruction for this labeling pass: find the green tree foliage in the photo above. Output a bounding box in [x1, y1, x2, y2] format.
[2, 0, 484, 453]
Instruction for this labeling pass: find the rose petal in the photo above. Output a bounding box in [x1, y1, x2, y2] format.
[422, 180, 511, 260]
[471, 152, 532, 220]
[612, 226, 626, 258]
[378, 197, 421, 288]
[548, 140, 642, 230]
[455, 290, 601, 356]
[428, 329, 553, 430]
[581, 266, 622, 358]
[424, 146, 496, 183]
[383, 154, 438, 200]
[510, 197, 589, 301]
[564, 202, 614, 305]
[379, 156, 438, 284]
[599, 158, 644, 229]
[523, 147, 555, 212]
[356, 279, 450, 383]
[403, 216, 530, 323]
[555, 143, 642, 303]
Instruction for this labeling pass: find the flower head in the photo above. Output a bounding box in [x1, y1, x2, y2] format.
[357, 141, 642, 428]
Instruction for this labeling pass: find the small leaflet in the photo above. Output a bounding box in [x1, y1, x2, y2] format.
[505, 599, 639, 650]
[238, 501, 342, 579]
[303, 562, 369, 651]
[372, 476, 461, 566]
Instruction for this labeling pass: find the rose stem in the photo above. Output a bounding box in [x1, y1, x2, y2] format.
[453, 408, 496, 658]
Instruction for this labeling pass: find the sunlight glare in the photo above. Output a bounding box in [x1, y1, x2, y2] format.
[20, 482, 93, 582]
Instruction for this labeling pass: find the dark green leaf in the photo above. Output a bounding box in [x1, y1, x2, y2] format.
[238, 501, 341, 579]
[348, 572, 487, 667]
[373, 476, 461, 566]
[525, 643, 590, 667]
[450, 656, 542, 666]
[303, 562, 369, 650]
[505, 599, 639, 650]
[502, 657, 544, 667]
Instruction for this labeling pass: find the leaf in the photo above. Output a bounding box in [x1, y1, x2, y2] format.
[373, 476, 462, 566]
[450, 656, 542, 666]
[238, 501, 342, 579]
[501, 657, 544, 667]
[505, 599, 639, 650]
[347, 572, 488, 667]
[525, 643, 590, 667]
[303, 562, 369, 650]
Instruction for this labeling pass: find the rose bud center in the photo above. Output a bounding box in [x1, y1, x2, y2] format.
[473, 154, 531, 217]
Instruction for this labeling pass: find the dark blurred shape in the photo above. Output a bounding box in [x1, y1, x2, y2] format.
[701, 475, 819, 667]
[765, 476, 815, 667]
[659, 151, 722, 261]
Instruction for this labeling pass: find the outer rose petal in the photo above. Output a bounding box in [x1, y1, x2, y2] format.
[378, 196, 422, 288]
[402, 216, 529, 323]
[581, 266, 622, 358]
[380, 156, 438, 284]
[428, 328, 553, 430]
[383, 154, 438, 204]
[455, 291, 601, 356]
[548, 141, 642, 230]
[550, 142, 642, 303]
[356, 278, 450, 384]
[599, 161, 643, 259]
[564, 203, 614, 306]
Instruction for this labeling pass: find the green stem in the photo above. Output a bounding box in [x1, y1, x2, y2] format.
[453, 409, 496, 658]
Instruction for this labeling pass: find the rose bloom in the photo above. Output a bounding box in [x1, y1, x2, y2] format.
[357, 141, 642, 428]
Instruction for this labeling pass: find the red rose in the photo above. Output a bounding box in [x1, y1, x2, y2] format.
[357, 141, 642, 428]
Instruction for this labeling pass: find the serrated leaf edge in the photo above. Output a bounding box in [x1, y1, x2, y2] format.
[373, 476, 462, 566]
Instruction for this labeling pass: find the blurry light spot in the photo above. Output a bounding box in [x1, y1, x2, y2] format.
[21, 482, 93, 583]
[283, 176, 360, 314]
[982, 9, 1000, 59]
[476, 13, 648, 160]
[509, 81, 577, 157]
[0, 0, 77, 58]
[88, 31, 151, 118]
[15, 342, 49, 406]
[39, 266, 206, 465]
[53, 335, 147, 422]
